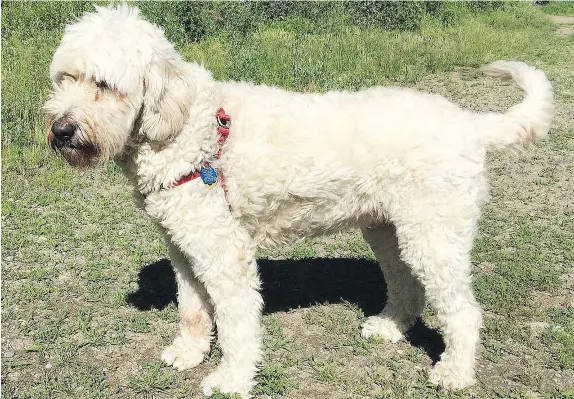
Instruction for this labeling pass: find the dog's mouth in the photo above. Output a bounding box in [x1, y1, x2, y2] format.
[48, 130, 99, 168]
[51, 135, 77, 150]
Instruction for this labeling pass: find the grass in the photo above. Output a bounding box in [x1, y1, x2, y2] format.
[128, 362, 175, 396]
[182, 5, 558, 90]
[2, 2, 573, 399]
[544, 307, 574, 370]
[539, 1, 574, 17]
[253, 364, 296, 398]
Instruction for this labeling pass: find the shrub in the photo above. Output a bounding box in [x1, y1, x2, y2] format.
[136, 2, 216, 43]
[345, 1, 427, 30]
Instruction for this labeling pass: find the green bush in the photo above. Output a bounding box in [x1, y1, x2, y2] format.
[252, 1, 339, 23]
[138, 2, 343, 43]
[345, 1, 427, 30]
[135, 2, 215, 43]
[465, 0, 506, 13]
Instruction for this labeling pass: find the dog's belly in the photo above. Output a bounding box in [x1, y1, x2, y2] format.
[239, 199, 375, 247]
[231, 171, 396, 247]
[227, 141, 487, 248]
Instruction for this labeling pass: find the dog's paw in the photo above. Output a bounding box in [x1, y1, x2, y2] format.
[361, 315, 405, 342]
[201, 364, 254, 399]
[161, 336, 209, 371]
[428, 360, 475, 390]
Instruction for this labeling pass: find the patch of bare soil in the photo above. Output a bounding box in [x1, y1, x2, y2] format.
[551, 15, 574, 35]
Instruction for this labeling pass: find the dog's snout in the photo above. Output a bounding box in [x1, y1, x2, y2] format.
[51, 119, 77, 142]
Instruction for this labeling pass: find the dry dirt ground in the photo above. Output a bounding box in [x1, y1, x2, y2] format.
[551, 15, 574, 35]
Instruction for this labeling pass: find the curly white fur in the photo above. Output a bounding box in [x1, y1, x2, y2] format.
[44, 5, 554, 398]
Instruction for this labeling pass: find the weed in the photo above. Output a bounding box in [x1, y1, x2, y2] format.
[128, 362, 174, 395]
[253, 364, 296, 398]
[543, 307, 574, 370]
[129, 314, 151, 333]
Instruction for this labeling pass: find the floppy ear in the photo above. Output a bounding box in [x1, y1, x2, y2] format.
[141, 56, 193, 142]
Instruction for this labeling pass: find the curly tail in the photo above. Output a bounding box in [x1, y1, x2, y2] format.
[479, 61, 554, 151]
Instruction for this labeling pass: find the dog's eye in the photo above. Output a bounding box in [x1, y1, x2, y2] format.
[96, 80, 109, 90]
[60, 73, 76, 84]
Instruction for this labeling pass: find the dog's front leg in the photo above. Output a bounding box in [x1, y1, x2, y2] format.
[161, 243, 214, 371]
[197, 240, 262, 399]
[156, 190, 262, 399]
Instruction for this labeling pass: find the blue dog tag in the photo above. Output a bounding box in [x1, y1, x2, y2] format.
[200, 167, 218, 185]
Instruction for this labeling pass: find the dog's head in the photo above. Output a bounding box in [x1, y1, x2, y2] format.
[44, 4, 193, 167]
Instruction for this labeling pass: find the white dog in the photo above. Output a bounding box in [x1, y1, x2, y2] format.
[44, 5, 553, 398]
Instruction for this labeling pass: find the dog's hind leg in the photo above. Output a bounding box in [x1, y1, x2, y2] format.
[360, 224, 425, 342]
[161, 244, 213, 370]
[393, 196, 483, 390]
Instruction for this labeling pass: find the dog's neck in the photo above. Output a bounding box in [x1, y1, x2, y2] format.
[126, 63, 222, 195]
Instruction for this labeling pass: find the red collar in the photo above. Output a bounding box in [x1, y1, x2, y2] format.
[164, 108, 231, 194]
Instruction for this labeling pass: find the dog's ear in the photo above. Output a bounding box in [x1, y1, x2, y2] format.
[141, 56, 193, 142]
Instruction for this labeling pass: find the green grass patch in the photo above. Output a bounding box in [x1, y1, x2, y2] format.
[539, 1, 574, 16]
[181, 5, 557, 92]
[15, 363, 113, 399]
[543, 307, 574, 370]
[129, 314, 151, 333]
[253, 364, 296, 398]
[128, 362, 174, 396]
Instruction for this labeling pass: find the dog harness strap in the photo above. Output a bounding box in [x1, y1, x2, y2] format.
[172, 170, 202, 188]
[167, 108, 230, 195]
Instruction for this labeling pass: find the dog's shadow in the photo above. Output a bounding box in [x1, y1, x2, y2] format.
[126, 257, 445, 362]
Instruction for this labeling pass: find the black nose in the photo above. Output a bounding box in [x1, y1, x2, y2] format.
[51, 120, 77, 142]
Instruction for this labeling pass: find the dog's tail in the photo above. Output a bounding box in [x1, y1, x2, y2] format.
[479, 60, 554, 151]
